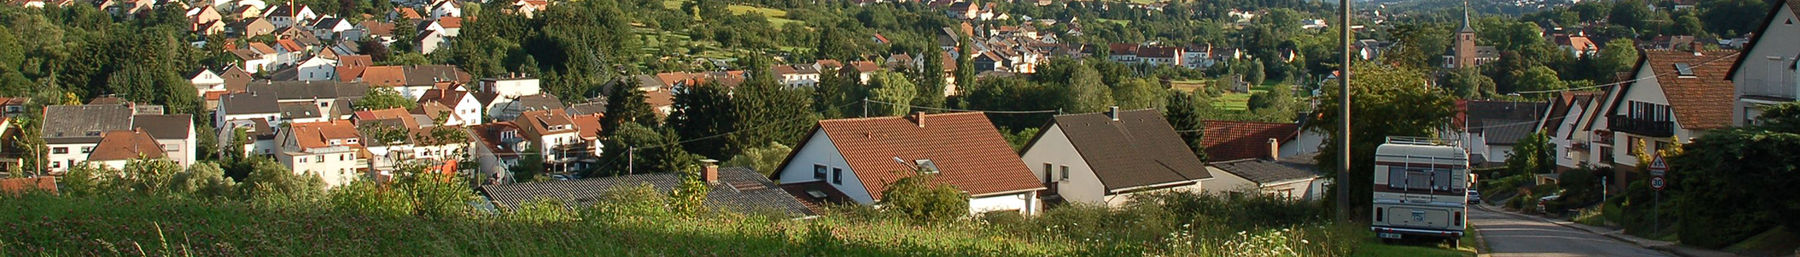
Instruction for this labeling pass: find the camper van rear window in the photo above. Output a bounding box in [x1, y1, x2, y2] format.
[1387, 167, 1454, 191]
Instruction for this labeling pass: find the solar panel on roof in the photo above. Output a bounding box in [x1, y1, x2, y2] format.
[1673, 63, 1694, 77]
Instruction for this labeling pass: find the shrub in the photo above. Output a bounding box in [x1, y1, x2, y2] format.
[879, 172, 968, 224]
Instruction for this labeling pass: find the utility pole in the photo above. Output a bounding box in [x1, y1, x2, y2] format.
[862, 97, 869, 118]
[627, 146, 635, 175]
[1337, 0, 1354, 222]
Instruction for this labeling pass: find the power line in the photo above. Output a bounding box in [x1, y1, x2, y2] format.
[863, 99, 1062, 114]
[1511, 51, 1740, 95]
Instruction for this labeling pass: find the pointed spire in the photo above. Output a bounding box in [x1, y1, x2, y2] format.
[1460, 0, 1474, 33]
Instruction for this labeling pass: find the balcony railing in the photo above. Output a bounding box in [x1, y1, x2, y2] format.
[1609, 115, 1674, 137]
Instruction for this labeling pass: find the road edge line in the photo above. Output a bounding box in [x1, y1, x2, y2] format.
[1472, 204, 1691, 257]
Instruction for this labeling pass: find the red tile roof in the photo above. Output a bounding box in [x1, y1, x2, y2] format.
[435, 17, 462, 29]
[359, 66, 407, 87]
[787, 112, 1044, 200]
[88, 129, 166, 161]
[1200, 120, 1299, 161]
[353, 108, 422, 129]
[1635, 49, 1740, 130]
[289, 120, 362, 149]
[571, 113, 603, 139]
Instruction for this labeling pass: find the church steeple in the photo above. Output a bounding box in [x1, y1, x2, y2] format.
[1459, 0, 1474, 33]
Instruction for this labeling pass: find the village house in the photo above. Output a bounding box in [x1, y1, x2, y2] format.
[262, 3, 317, 29]
[1455, 100, 1550, 167]
[274, 120, 368, 188]
[83, 129, 167, 170]
[772, 65, 821, 88]
[187, 5, 224, 35]
[1603, 49, 1739, 173]
[41, 104, 196, 173]
[1727, 0, 1800, 126]
[773, 112, 1047, 216]
[1200, 120, 1325, 162]
[1203, 155, 1326, 200]
[469, 121, 522, 181]
[308, 17, 353, 40]
[350, 108, 463, 174]
[1018, 108, 1212, 207]
[1536, 91, 1610, 172]
[515, 109, 586, 172]
[415, 83, 483, 126]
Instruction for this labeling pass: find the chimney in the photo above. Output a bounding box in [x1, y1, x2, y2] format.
[1691, 42, 1704, 56]
[1108, 106, 1120, 121]
[913, 111, 926, 128]
[1267, 138, 1280, 160]
[700, 159, 719, 184]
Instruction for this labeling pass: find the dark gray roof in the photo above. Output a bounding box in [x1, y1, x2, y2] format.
[246, 80, 369, 101]
[403, 65, 465, 86]
[511, 94, 566, 112]
[221, 92, 281, 114]
[1210, 155, 1321, 185]
[566, 102, 606, 116]
[42, 105, 135, 144]
[1038, 109, 1211, 191]
[278, 102, 322, 120]
[1482, 119, 1538, 146]
[479, 167, 812, 217]
[131, 114, 193, 141]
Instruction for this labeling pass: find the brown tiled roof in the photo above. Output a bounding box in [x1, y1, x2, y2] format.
[1200, 120, 1298, 162]
[435, 17, 462, 29]
[88, 129, 166, 161]
[394, 7, 422, 20]
[1636, 49, 1740, 130]
[275, 39, 302, 52]
[571, 113, 602, 139]
[517, 109, 575, 138]
[472, 122, 520, 156]
[1032, 110, 1211, 191]
[786, 112, 1044, 200]
[358, 66, 407, 87]
[247, 42, 275, 55]
[352, 108, 421, 129]
[289, 120, 362, 149]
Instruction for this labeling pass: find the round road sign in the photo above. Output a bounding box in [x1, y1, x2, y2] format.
[1651, 176, 1666, 191]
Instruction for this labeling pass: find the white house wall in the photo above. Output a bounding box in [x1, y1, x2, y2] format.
[1200, 166, 1257, 195]
[969, 191, 1037, 215]
[776, 130, 873, 204]
[1734, 5, 1800, 126]
[1017, 125, 1107, 205]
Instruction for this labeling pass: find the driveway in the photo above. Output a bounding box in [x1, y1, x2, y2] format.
[1470, 206, 1671, 257]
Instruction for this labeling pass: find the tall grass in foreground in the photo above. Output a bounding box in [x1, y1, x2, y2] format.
[1, 189, 1357, 256]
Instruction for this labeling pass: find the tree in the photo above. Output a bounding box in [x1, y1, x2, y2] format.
[814, 68, 864, 119]
[510, 144, 546, 182]
[1062, 64, 1114, 113]
[240, 158, 327, 204]
[723, 142, 793, 177]
[669, 82, 736, 159]
[1442, 67, 1497, 99]
[955, 34, 976, 97]
[601, 83, 657, 133]
[1112, 79, 1166, 110]
[1597, 39, 1639, 81]
[173, 162, 237, 198]
[881, 170, 968, 224]
[1310, 63, 1457, 218]
[914, 47, 947, 108]
[354, 87, 418, 110]
[1700, 0, 1769, 37]
[594, 123, 699, 177]
[1504, 132, 1554, 177]
[1669, 103, 1800, 248]
[1164, 90, 1208, 160]
[1609, 0, 1653, 30]
[866, 70, 917, 116]
[1511, 65, 1566, 96]
[727, 66, 817, 154]
[1385, 23, 1452, 70]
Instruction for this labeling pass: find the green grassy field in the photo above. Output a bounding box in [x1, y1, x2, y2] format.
[660, 0, 802, 28]
[1212, 90, 1263, 111]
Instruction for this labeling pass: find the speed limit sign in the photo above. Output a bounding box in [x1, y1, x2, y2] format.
[1651, 176, 1666, 191]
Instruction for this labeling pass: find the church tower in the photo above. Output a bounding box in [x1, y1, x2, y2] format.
[1454, 0, 1478, 69]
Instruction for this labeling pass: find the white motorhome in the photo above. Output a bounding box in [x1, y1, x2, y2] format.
[1371, 136, 1470, 244]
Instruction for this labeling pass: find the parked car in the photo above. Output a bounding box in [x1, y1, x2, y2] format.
[1467, 189, 1482, 204]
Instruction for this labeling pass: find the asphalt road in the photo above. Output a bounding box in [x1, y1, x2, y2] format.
[1470, 207, 1671, 257]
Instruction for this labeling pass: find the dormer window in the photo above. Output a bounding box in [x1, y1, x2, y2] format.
[914, 159, 939, 174]
[348, 138, 358, 144]
[329, 139, 341, 145]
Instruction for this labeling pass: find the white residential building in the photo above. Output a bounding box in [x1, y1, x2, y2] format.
[773, 112, 1046, 216]
[1019, 109, 1212, 207]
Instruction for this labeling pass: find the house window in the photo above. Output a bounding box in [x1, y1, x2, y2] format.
[80, 147, 92, 153]
[813, 164, 826, 180]
[1059, 165, 1070, 180]
[832, 168, 843, 185]
[1042, 163, 1053, 181]
[316, 156, 325, 163]
[52, 147, 68, 154]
